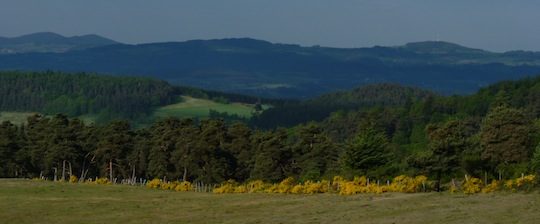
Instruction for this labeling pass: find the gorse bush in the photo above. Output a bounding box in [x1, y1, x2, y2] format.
[146, 179, 193, 192]
[505, 174, 536, 192]
[147, 179, 162, 189]
[481, 180, 500, 193]
[462, 177, 483, 194]
[69, 175, 78, 183]
[56, 174, 536, 195]
[450, 174, 537, 193]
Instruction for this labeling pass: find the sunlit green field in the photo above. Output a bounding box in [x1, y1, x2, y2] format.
[0, 112, 36, 125]
[153, 96, 256, 119]
[0, 179, 539, 224]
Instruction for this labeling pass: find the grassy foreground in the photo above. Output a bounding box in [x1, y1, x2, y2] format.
[0, 179, 539, 224]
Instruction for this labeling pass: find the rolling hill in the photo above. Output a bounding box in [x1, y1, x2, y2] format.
[1, 35, 540, 98]
[0, 32, 118, 54]
[0, 71, 269, 125]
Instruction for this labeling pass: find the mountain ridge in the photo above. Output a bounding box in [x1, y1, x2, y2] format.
[0, 32, 119, 54]
[1, 33, 540, 98]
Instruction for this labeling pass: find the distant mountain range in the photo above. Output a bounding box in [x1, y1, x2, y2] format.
[1, 32, 540, 98]
[0, 32, 118, 54]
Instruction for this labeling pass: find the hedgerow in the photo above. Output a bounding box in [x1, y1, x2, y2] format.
[41, 174, 537, 195]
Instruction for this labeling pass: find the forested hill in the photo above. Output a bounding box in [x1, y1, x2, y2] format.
[0, 75, 539, 186]
[0, 71, 176, 121]
[2, 37, 540, 98]
[0, 32, 118, 54]
[251, 84, 436, 128]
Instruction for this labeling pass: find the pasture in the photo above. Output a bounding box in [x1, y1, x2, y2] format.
[153, 96, 256, 119]
[0, 112, 36, 125]
[0, 179, 539, 224]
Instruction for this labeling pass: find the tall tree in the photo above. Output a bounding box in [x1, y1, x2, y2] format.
[341, 126, 389, 177]
[292, 123, 338, 180]
[0, 121, 21, 177]
[94, 121, 133, 182]
[426, 119, 477, 191]
[251, 129, 292, 182]
[480, 106, 534, 170]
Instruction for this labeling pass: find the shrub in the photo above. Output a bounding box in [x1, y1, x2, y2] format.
[213, 180, 238, 194]
[481, 180, 500, 193]
[146, 178, 162, 189]
[290, 184, 305, 194]
[462, 177, 482, 194]
[246, 180, 267, 193]
[174, 181, 192, 192]
[514, 174, 535, 191]
[277, 177, 296, 194]
[69, 175, 78, 183]
[94, 177, 111, 185]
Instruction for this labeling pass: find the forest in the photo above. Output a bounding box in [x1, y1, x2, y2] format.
[0, 71, 175, 121]
[0, 71, 283, 124]
[1, 75, 540, 190]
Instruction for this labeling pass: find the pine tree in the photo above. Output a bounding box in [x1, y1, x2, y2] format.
[480, 106, 534, 168]
[292, 123, 338, 180]
[341, 126, 389, 176]
[426, 119, 477, 191]
[95, 121, 133, 182]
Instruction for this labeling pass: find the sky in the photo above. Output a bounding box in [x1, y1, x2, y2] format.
[1, 0, 539, 52]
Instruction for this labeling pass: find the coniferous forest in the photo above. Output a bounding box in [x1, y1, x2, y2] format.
[1, 72, 540, 188]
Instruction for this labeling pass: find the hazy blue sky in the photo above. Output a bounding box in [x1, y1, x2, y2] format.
[1, 0, 539, 52]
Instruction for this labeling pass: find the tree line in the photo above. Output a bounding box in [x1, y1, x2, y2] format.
[0, 103, 538, 186]
[0, 71, 176, 122]
[0, 73, 539, 186]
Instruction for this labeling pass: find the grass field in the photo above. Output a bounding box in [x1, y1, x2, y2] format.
[153, 96, 256, 119]
[0, 112, 36, 125]
[0, 179, 539, 224]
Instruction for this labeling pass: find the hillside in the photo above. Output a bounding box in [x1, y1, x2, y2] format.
[251, 84, 436, 128]
[1, 37, 540, 98]
[0, 32, 118, 54]
[0, 71, 271, 125]
[0, 76, 539, 183]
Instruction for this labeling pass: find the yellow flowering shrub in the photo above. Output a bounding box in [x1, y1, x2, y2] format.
[234, 185, 248, 193]
[481, 180, 500, 193]
[69, 175, 78, 183]
[290, 184, 304, 194]
[462, 177, 482, 194]
[515, 175, 535, 190]
[504, 180, 514, 191]
[264, 184, 279, 193]
[338, 181, 362, 195]
[146, 178, 162, 189]
[449, 184, 458, 193]
[277, 177, 296, 193]
[389, 175, 426, 193]
[213, 180, 238, 194]
[246, 180, 267, 193]
[303, 180, 330, 194]
[160, 181, 177, 190]
[94, 177, 111, 185]
[174, 181, 192, 192]
[332, 176, 346, 192]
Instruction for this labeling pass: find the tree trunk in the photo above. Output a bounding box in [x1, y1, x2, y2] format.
[62, 160, 66, 181]
[109, 159, 113, 183]
[436, 170, 442, 192]
[183, 166, 188, 182]
[69, 162, 73, 177]
[80, 160, 86, 180]
[131, 166, 136, 185]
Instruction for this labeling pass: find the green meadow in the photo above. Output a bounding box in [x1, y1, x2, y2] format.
[1, 179, 539, 224]
[153, 96, 256, 119]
